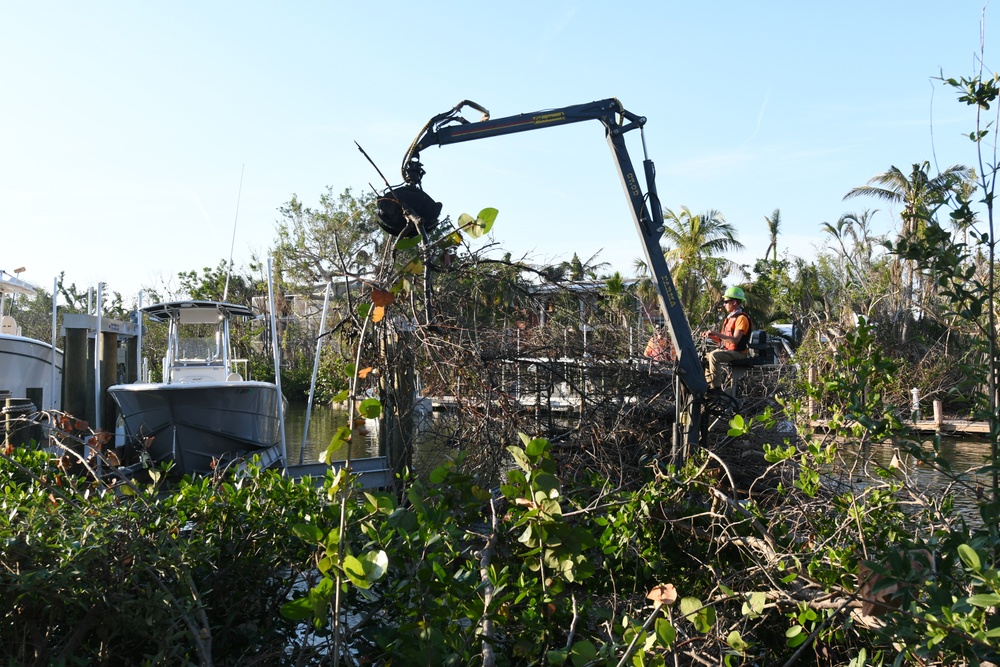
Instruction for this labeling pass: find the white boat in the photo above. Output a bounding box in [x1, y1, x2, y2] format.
[108, 300, 284, 474]
[0, 272, 63, 411]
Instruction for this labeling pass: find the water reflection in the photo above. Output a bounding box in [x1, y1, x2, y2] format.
[836, 436, 991, 522]
[283, 402, 378, 465]
[283, 401, 451, 477]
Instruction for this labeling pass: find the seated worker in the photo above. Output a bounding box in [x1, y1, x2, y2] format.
[702, 286, 752, 389]
[643, 330, 673, 363]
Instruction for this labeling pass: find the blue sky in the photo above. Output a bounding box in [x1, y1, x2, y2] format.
[1, 1, 996, 302]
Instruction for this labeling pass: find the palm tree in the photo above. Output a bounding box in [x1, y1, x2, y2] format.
[820, 210, 889, 325]
[844, 162, 972, 236]
[557, 251, 611, 281]
[763, 208, 781, 263]
[602, 271, 636, 328]
[661, 206, 745, 316]
[844, 162, 973, 338]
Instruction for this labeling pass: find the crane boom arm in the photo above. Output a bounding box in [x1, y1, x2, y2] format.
[402, 98, 708, 401]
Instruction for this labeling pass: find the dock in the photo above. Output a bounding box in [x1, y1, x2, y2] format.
[284, 456, 392, 490]
[811, 419, 991, 437]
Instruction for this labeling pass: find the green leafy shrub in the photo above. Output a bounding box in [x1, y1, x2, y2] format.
[0, 449, 340, 665]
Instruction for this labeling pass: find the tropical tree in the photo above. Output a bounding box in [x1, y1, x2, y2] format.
[844, 162, 973, 235]
[817, 210, 892, 327]
[843, 162, 973, 339]
[553, 251, 610, 281]
[176, 259, 262, 304]
[763, 208, 781, 263]
[601, 271, 635, 328]
[273, 187, 384, 287]
[660, 206, 745, 319]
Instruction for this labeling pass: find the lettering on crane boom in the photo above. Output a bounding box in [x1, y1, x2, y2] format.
[625, 172, 641, 197]
[532, 112, 565, 124]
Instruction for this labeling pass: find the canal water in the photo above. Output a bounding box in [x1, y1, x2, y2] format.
[836, 435, 991, 521]
[284, 402, 992, 520]
[283, 402, 377, 466]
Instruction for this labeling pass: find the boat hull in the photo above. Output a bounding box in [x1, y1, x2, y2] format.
[108, 381, 283, 474]
[0, 334, 63, 410]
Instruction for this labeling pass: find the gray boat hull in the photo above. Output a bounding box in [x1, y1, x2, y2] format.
[108, 380, 283, 474]
[0, 334, 62, 410]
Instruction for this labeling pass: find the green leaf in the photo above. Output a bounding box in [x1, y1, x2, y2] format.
[968, 593, 1000, 607]
[533, 471, 560, 498]
[324, 527, 341, 549]
[507, 445, 532, 472]
[546, 650, 568, 665]
[364, 491, 397, 514]
[324, 426, 352, 457]
[680, 597, 716, 633]
[395, 235, 421, 251]
[742, 591, 766, 618]
[358, 398, 382, 419]
[570, 640, 597, 666]
[429, 464, 450, 484]
[466, 207, 498, 238]
[726, 630, 748, 652]
[787, 631, 808, 648]
[525, 437, 550, 459]
[292, 523, 324, 543]
[280, 597, 314, 621]
[654, 618, 676, 648]
[679, 597, 701, 618]
[958, 544, 982, 572]
[727, 414, 747, 437]
[356, 303, 371, 319]
[362, 549, 389, 582]
[332, 389, 349, 403]
[343, 554, 370, 589]
[694, 604, 716, 633]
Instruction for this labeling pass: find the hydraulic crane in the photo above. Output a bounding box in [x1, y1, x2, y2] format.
[377, 98, 710, 461]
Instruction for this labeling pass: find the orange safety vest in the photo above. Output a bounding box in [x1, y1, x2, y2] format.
[721, 310, 752, 352]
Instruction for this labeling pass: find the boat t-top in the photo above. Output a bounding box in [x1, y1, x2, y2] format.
[108, 300, 284, 475]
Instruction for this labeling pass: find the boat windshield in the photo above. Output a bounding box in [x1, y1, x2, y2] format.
[174, 323, 223, 364]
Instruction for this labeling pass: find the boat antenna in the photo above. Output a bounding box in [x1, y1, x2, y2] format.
[223, 164, 245, 302]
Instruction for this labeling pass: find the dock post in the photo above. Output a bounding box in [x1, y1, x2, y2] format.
[933, 400, 943, 431]
[100, 332, 119, 435]
[63, 326, 89, 424]
[26, 387, 43, 445]
[381, 327, 415, 480]
[125, 335, 138, 384]
[4, 397, 33, 448]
